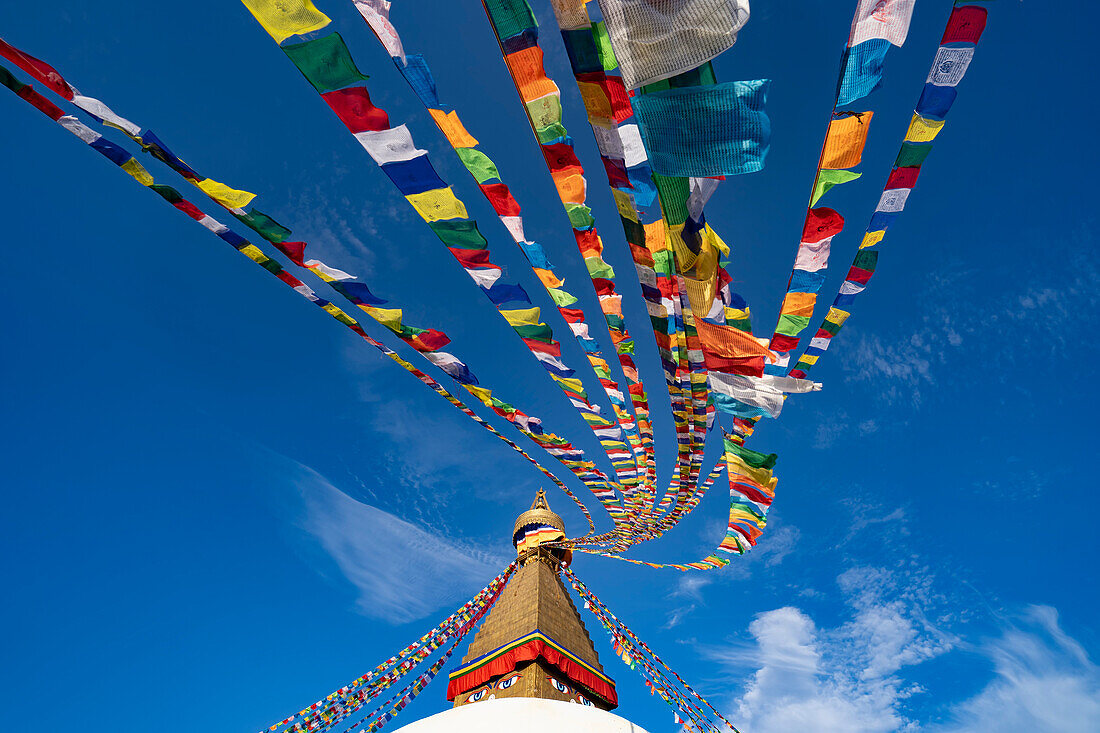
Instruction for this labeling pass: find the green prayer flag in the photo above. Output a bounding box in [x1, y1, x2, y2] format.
[428, 220, 487, 249]
[895, 142, 933, 169]
[591, 22, 618, 71]
[0, 65, 28, 93]
[282, 33, 368, 94]
[547, 288, 578, 307]
[821, 320, 842, 336]
[149, 184, 184, 204]
[724, 437, 778, 468]
[535, 122, 568, 144]
[620, 215, 645, 246]
[775, 314, 810, 336]
[810, 169, 861, 206]
[853, 249, 879, 272]
[653, 174, 689, 226]
[234, 209, 291, 243]
[484, 0, 537, 40]
[513, 323, 553, 343]
[585, 256, 615, 279]
[616, 341, 636, 355]
[565, 203, 595, 229]
[454, 148, 500, 185]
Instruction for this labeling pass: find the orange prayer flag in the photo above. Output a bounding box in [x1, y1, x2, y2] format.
[428, 109, 478, 148]
[821, 111, 873, 170]
[506, 47, 558, 101]
[780, 291, 816, 317]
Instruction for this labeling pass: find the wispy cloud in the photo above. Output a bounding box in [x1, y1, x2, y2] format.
[842, 224, 1100, 408]
[932, 606, 1100, 733]
[294, 465, 508, 624]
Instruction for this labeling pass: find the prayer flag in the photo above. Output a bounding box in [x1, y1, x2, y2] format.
[354, 125, 425, 164]
[810, 170, 861, 206]
[0, 38, 74, 99]
[633, 80, 770, 177]
[849, 0, 916, 47]
[836, 39, 890, 106]
[405, 188, 468, 222]
[597, 0, 750, 89]
[927, 46, 975, 87]
[821, 112, 873, 170]
[241, 0, 331, 44]
[321, 87, 390, 132]
[282, 33, 368, 93]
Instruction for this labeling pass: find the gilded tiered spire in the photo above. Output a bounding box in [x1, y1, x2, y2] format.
[445, 490, 617, 710]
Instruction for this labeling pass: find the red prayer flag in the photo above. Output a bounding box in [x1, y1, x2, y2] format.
[885, 166, 920, 190]
[275, 241, 307, 266]
[321, 87, 390, 133]
[172, 199, 206, 221]
[769, 333, 800, 352]
[408, 329, 450, 352]
[801, 207, 844, 243]
[541, 142, 581, 172]
[0, 38, 74, 100]
[17, 85, 63, 121]
[941, 6, 988, 44]
[601, 155, 632, 188]
[449, 247, 495, 268]
[478, 183, 521, 216]
[846, 266, 874, 285]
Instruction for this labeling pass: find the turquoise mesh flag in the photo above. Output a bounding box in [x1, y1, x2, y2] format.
[836, 40, 890, 107]
[633, 80, 770, 178]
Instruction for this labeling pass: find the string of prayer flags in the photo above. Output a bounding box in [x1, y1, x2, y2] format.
[632, 80, 771, 178]
[261, 563, 516, 733]
[237, 7, 641, 497]
[565, 567, 742, 731]
[596, 0, 750, 90]
[790, 2, 990, 381]
[0, 53, 614, 537]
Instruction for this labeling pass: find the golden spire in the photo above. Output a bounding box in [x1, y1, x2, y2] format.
[446, 489, 617, 710]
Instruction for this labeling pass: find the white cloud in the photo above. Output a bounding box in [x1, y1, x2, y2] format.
[706, 565, 952, 733]
[934, 606, 1100, 733]
[296, 467, 507, 624]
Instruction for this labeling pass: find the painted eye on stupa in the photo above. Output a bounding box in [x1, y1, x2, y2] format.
[466, 688, 487, 703]
[496, 674, 520, 690]
[580, 695, 593, 706]
[548, 677, 570, 694]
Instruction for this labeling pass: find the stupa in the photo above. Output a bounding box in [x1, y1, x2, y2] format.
[391, 490, 650, 732]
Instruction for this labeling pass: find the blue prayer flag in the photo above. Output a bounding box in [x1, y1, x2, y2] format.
[382, 154, 446, 196]
[836, 40, 890, 107]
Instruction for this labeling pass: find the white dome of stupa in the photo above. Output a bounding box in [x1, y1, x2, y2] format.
[391, 697, 650, 733]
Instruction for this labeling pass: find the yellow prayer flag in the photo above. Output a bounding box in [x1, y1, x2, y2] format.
[404, 188, 468, 222]
[705, 224, 730, 256]
[501, 307, 542, 327]
[239, 245, 269, 264]
[553, 375, 586, 394]
[428, 109, 478, 149]
[904, 114, 945, 143]
[612, 188, 638, 221]
[120, 157, 153, 186]
[361, 307, 403, 331]
[576, 81, 614, 120]
[825, 307, 851, 326]
[800, 353, 820, 365]
[464, 385, 494, 407]
[860, 230, 885, 249]
[643, 220, 666, 251]
[240, 0, 331, 44]
[196, 178, 256, 209]
[821, 112, 873, 169]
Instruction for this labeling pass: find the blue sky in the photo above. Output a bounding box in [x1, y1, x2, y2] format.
[1, 1, 1097, 731]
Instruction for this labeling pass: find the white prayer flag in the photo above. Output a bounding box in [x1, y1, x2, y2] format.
[927, 46, 975, 87]
[876, 188, 910, 213]
[353, 0, 405, 61]
[794, 236, 833, 272]
[598, 0, 751, 89]
[71, 96, 141, 137]
[58, 115, 101, 144]
[849, 0, 916, 47]
[354, 125, 425, 165]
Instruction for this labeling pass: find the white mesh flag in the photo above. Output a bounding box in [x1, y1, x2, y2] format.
[849, 0, 916, 47]
[353, 125, 425, 165]
[927, 46, 975, 87]
[597, 0, 750, 89]
[549, 0, 592, 30]
[619, 124, 648, 168]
